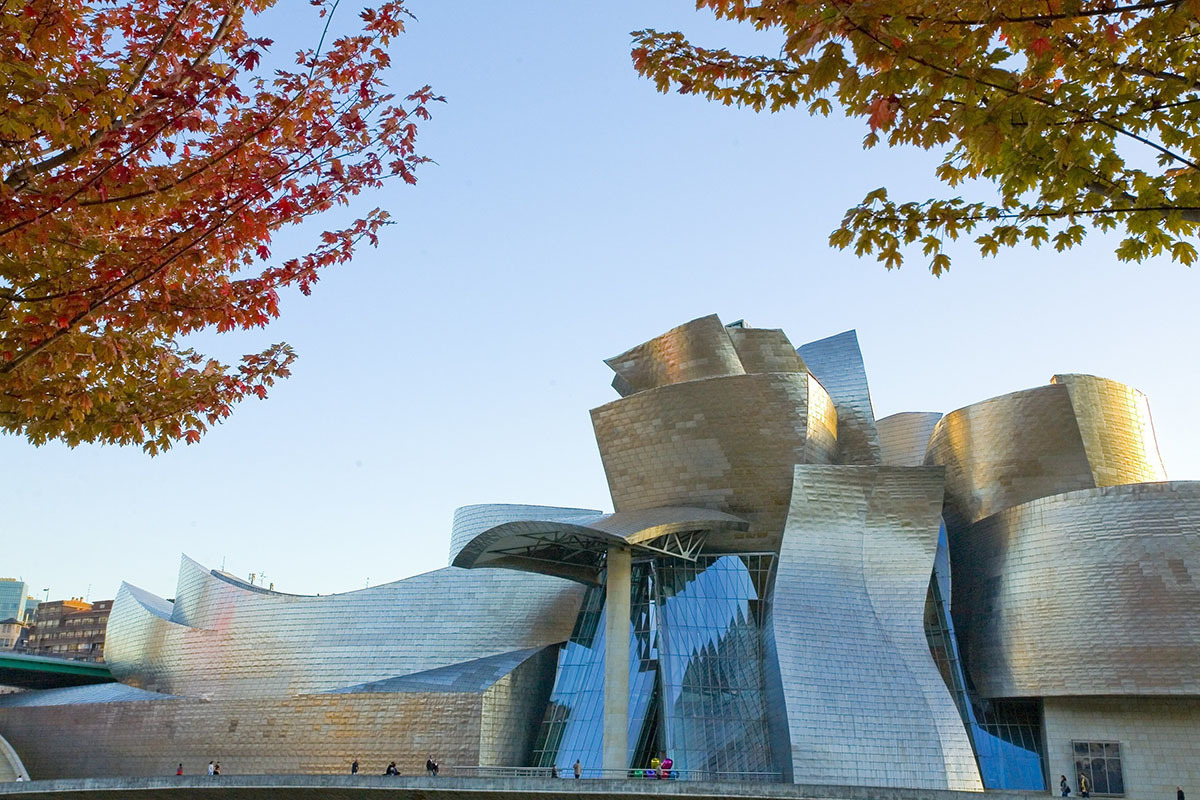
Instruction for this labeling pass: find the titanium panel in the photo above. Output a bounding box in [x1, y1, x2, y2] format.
[951, 481, 1200, 698]
[1050, 374, 1168, 485]
[769, 465, 982, 791]
[449, 505, 601, 566]
[591, 372, 837, 552]
[925, 384, 1096, 530]
[797, 331, 882, 466]
[451, 506, 748, 583]
[604, 315, 744, 396]
[878, 412, 943, 467]
[725, 327, 808, 374]
[104, 557, 583, 699]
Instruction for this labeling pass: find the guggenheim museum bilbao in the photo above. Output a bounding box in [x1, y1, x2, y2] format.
[1, 314, 1197, 795]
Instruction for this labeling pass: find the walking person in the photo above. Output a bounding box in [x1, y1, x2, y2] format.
[1061, 775, 1070, 797]
[1079, 773, 1090, 798]
[1178, 787, 1185, 800]
[207, 761, 215, 776]
[213, 763, 221, 776]
[351, 759, 358, 775]
[573, 759, 582, 779]
[176, 764, 183, 776]
[426, 756, 436, 776]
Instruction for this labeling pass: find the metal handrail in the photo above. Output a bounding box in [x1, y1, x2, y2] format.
[448, 765, 784, 782]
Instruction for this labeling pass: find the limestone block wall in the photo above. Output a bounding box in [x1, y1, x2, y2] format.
[1043, 696, 1200, 800]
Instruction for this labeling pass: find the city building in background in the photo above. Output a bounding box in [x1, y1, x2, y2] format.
[0, 315, 1195, 796]
[0, 581, 29, 626]
[0, 620, 23, 650]
[24, 599, 111, 663]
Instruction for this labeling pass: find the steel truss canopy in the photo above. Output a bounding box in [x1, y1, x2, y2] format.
[451, 506, 749, 584]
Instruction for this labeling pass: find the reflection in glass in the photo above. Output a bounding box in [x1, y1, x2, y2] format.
[925, 519, 1047, 790]
[532, 554, 777, 779]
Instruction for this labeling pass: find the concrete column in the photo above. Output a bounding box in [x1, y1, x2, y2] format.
[602, 546, 631, 776]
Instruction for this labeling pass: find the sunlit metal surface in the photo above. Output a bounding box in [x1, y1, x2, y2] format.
[951, 481, 1200, 698]
[925, 384, 1097, 530]
[1049, 374, 1167, 486]
[927, 376, 1169, 531]
[604, 315, 745, 397]
[878, 412, 942, 467]
[592, 373, 836, 554]
[796, 331, 881, 466]
[769, 465, 982, 791]
[104, 555, 582, 699]
[451, 506, 749, 583]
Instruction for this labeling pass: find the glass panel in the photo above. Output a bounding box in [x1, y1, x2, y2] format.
[1108, 757, 1124, 794]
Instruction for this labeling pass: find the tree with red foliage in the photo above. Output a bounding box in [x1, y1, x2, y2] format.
[0, 0, 440, 452]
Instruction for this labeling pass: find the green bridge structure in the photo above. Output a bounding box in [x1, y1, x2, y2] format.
[0, 653, 113, 691]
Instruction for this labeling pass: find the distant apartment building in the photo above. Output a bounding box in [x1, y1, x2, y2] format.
[0, 580, 30, 624]
[0, 619, 24, 650]
[25, 599, 112, 662]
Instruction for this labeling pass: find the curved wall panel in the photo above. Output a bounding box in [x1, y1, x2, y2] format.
[951, 482, 1200, 698]
[797, 331, 881, 466]
[105, 557, 583, 699]
[604, 314, 744, 396]
[590, 372, 837, 552]
[725, 327, 808, 374]
[768, 465, 982, 790]
[925, 384, 1096, 530]
[449, 505, 601, 565]
[878, 412, 943, 467]
[1051, 374, 1168, 486]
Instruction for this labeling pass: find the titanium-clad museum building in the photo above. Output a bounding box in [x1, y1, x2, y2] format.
[1, 315, 1197, 795]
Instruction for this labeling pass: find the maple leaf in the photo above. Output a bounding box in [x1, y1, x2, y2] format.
[0, 0, 441, 451]
[632, 0, 1200, 271]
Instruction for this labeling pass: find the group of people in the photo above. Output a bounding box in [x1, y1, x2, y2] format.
[170, 761, 220, 776]
[345, 757, 437, 776]
[1061, 774, 1185, 800]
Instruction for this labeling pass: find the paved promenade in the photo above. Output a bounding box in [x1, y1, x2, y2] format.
[0, 776, 1060, 800]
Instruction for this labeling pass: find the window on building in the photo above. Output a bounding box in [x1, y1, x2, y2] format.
[1073, 741, 1124, 795]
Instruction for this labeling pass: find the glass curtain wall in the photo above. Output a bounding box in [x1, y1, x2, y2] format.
[532, 563, 657, 776]
[533, 554, 776, 779]
[925, 520, 1047, 790]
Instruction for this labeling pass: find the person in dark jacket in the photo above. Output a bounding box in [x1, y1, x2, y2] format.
[1061, 775, 1070, 796]
[350, 760, 358, 775]
[1178, 786, 1185, 800]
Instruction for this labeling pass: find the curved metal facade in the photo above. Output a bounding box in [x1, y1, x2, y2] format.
[797, 330, 882, 466]
[951, 482, 1200, 699]
[591, 372, 836, 552]
[106, 556, 583, 699]
[6, 313, 1196, 795]
[928, 376, 1169, 531]
[604, 314, 745, 397]
[769, 465, 982, 791]
[449, 504, 601, 565]
[926, 384, 1097, 530]
[878, 411, 943, 467]
[1049, 374, 1167, 486]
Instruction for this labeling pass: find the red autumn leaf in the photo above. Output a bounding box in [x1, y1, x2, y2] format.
[0, 0, 442, 453]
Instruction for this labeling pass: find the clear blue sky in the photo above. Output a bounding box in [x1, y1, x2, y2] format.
[3, 2, 1196, 602]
